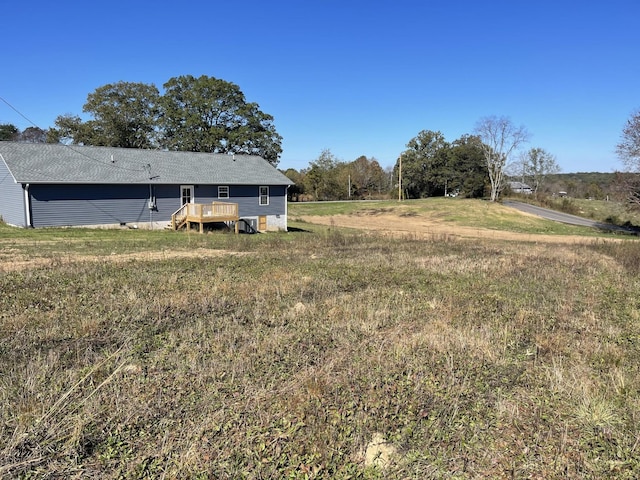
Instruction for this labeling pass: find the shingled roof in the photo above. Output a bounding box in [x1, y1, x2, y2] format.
[0, 142, 293, 185]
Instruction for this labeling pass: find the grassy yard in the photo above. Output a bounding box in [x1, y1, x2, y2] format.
[290, 198, 614, 237]
[1, 212, 640, 478]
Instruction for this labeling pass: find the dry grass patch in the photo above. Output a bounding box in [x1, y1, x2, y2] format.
[0, 247, 252, 273]
[2, 227, 640, 477]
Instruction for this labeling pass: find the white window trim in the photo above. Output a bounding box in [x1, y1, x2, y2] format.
[218, 186, 229, 199]
[259, 186, 269, 206]
[180, 185, 195, 205]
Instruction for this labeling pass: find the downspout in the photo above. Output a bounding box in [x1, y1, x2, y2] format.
[24, 183, 32, 228]
[285, 185, 290, 231]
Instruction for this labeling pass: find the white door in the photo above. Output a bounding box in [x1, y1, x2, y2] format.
[181, 185, 194, 206]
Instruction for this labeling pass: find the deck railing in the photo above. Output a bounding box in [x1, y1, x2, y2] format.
[171, 204, 189, 229]
[171, 201, 239, 232]
[205, 202, 239, 218]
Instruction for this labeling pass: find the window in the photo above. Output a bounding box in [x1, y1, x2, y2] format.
[218, 186, 229, 199]
[259, 186, 269, 206]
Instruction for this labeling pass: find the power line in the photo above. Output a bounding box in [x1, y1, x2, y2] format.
[0, 94, 148, 175]
[0, 95, 39, 128]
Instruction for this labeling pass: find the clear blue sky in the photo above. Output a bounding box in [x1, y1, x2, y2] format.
[2, 0, 639, 173]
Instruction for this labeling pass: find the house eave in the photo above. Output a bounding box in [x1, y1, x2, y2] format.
[14, 180, 294, 186]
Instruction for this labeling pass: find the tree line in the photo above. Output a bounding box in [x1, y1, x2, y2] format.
[3, 108, 559, 202]
[0, 97, 562, 202]
[286, 117, 560, 202]
[395, 131, 487, 199]
[6, 74, 640, 205]
[283, 150, 393, 201]
[0, 75, 283, 166]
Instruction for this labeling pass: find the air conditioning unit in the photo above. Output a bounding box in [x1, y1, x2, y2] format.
[238, 218, 257, 233]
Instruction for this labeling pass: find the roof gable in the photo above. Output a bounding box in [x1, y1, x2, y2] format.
[0, 142, 293, 185]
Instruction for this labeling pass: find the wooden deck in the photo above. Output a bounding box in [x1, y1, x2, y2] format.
[171, 202, 239, 233]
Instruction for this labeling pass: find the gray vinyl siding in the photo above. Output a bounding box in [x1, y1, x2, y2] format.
[153, 184, 181, 220]
[27, 183, 287, 227]
[0, 159, 26, 226]
[30, 184, 152, 227]
[194, 185, 287, 218]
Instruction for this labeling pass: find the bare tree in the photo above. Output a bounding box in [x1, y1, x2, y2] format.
[19, 126, 48, 143]
[617, 109, 640, 169]
[475, 116, 530, 201]
[612, 172, 640, 207]
[616, 109, 640, 208]
[516, 147, 560, 195]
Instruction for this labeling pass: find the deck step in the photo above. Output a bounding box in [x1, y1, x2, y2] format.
[174, 217, 187, 230]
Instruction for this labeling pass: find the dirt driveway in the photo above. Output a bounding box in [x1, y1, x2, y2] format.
[298, 213, 620, 244]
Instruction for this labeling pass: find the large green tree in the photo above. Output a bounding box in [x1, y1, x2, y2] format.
[394, 132, 488, 199]
[447, 135, 488, 198]
[47, 76, 282, 165]
[303, 149, 343, 200]
[348, 156, 389, 198]
[50, 82, 160, 148]
[159, 75, 282, 165]
[397, 130, 449, 198]
[283, 168, 306, 201]
[0, 123, 18, 141]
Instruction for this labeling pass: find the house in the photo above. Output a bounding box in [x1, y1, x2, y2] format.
[0, 142, 293, 231]
[508, 181, 533, 194]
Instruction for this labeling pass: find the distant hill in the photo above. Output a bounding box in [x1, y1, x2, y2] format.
[521, 172, 620, 200]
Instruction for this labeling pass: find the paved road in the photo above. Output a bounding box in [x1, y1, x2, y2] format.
[503, 200, 636, 233]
